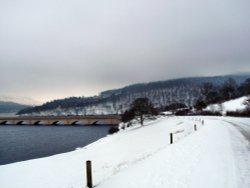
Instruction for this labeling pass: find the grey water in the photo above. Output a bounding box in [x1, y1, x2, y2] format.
[0, 125, 111, 165]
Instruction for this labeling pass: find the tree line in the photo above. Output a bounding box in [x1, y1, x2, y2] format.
[121, 78, 250, 127]
[17, 75, 250, 116]
[194, 78, 250, 110]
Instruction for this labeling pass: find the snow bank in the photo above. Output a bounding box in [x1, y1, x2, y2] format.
[0, 117, 195, 188]
[0, 116, 249, 188]
[205, 96, 249, 114]
[98, 117, 250, 188]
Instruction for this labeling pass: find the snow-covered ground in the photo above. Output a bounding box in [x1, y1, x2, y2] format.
[0, 116, 250, 188]
[205, 96, 249, 114]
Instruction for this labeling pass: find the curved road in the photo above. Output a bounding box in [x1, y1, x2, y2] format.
[216, 118, 250, 150]
[203, 116, 250, 149]
[225, 120, 250, 146]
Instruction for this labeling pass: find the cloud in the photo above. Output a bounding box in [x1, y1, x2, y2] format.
[0, 0, 250, 102]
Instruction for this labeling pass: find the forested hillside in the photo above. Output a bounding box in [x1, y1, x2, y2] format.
[17, 74, 250, 116]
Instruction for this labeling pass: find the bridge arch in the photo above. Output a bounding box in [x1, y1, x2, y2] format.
[70, 121, 79, 125]
[16, 121, 24, 125]
[0, 121, 7, 125]
[33, 121, 41, 125]
[92, 120, 99, 125]
[51, 121, 59, 125]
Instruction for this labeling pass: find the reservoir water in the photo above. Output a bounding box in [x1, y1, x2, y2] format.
[0, 125, 111, 165]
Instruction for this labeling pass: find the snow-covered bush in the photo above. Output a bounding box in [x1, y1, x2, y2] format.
[108, 127, 119, 134]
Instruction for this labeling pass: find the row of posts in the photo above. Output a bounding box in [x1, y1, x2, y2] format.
[86, 119, 205, 187]
[170, 119, 204, 144]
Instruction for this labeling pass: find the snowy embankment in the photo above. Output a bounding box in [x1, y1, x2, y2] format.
[0, 116, 250, 188]
[205, 96, 249, 114]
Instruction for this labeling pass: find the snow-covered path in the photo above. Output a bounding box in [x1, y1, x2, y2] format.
[222, 118, 250, 143]
[215, 117, 250, 187]
[98, 117, 250, 188]
[0, 116, 250, 188]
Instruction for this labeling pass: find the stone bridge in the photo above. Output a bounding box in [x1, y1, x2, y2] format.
[0, 115, 121, 125]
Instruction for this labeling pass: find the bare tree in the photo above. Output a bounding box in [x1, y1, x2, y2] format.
[244, 98, 250, 110]
[221, 78, 238, 100]
[130, 98, 158, 125]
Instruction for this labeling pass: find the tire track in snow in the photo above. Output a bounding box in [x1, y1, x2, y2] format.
[222, 120, 250, 149]
[220, 119, 250, 187]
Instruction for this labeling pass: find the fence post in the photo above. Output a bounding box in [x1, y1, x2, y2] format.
[170, 133, 173, 144]
[86, 160, 93, 188]
[202, 120, 204, 125]
[194, 124, 197, 131]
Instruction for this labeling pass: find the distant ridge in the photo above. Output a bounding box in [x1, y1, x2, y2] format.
[0, 101, 30, 114]
[18, 73, 250, 116]
[0, 95, 40, 106]
[100, 73, 250, 97]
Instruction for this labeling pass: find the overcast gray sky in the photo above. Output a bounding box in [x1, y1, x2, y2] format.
[1, 0, 250, 103]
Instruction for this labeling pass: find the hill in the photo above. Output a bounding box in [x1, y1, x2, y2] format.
[0, 95, 40, 106]
[0, 101, 30, 114]
[17, 73, 250, 116]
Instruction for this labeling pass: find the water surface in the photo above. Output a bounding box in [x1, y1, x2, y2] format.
[0, 125, 110, 165]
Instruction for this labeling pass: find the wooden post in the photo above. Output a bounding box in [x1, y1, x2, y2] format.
[86, 160, 93, 188]
[194, 124, 197, 131]
[170, 133, 173, 144]
[202, 120, 204, 125]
